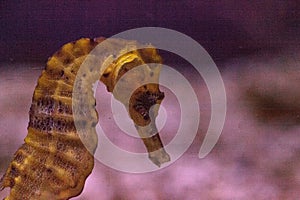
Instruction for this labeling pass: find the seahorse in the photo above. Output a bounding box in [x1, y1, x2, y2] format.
[0, 37, 170, 199]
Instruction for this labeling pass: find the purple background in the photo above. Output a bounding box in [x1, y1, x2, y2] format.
[1, 1, 300, 199]
[1, 1, 299, 62]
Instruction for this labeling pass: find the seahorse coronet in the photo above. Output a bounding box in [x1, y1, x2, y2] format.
[0, 37, 170, 200]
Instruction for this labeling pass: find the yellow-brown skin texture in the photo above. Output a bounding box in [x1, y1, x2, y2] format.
[0, 38, 169, 199]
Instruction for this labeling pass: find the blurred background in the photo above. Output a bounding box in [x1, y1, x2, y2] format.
[1, 1, 299, 63]
[0, 1, 299, 199]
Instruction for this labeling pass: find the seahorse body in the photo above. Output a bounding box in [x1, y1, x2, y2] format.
[0, 38, 170, 199]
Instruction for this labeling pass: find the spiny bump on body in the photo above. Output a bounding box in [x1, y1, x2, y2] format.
[0, 37, 170, 199]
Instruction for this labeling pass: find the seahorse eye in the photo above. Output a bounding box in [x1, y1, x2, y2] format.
[133, 89, 165, 121]
[0, 38, 169, 199]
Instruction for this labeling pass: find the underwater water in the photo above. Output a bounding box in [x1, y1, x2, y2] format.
[0, 48, 299, 199]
